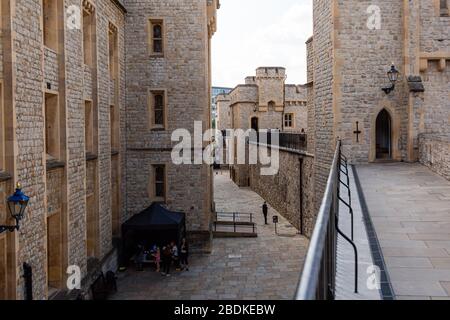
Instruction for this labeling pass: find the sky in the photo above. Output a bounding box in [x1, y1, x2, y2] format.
[212, 0, 313, 88]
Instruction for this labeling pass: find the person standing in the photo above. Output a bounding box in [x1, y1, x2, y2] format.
[180, 238, 189, 271]
[262, 202, 268, 225]
[171, 241, 181, 271]
[161, 244, 172, 276]
[152, 247, 161, 273]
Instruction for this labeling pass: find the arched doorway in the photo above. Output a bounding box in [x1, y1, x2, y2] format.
[250, 117, 259, 132]
[376, 109, 392, 159]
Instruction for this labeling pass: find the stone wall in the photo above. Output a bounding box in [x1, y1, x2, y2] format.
[311, 0, 335, 207]
[13, 0, 47, 300]
[248, 145, 316, 238]
[216, 94, 231, 131]
[255, 67, 285, 108]
[419, 134, 450, 181]
[333, 0, 407, 163]
[0, 0, 126, 300]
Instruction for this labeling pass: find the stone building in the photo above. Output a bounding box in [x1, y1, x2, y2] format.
[216, 67, 307, 187]
[212, 86, 232, 128]
[0, 0, 218, 300]
[308, 0, 450, 199]
[124, 0, 218, 253]
[223, 67, 307, 134]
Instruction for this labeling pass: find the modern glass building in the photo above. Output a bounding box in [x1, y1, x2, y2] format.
[211, 86, 232, 128]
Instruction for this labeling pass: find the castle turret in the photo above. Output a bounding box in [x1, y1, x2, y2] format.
[255, 67, 286, 111]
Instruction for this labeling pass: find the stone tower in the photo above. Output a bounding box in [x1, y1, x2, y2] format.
[255, 67, 286, 111]
[124, 0, 219, 252]
[309, 0, 450, 197]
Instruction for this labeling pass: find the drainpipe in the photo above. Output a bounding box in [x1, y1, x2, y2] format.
[299, 157, 304, 235]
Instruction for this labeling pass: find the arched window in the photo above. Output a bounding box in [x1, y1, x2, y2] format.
[150, 20, 164, 54]
[268, 101, 276, 110]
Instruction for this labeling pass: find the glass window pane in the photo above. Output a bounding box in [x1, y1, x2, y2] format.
[155, 94, 163, 107]
[153, 40, 162, 53]
[155, 183, 164, 198]
[155, 109, 164, 125]
[155, 166, 164, 182]
[153, 25, 162, 39]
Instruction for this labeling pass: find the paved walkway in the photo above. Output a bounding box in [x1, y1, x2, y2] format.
[356, 163, 450, 300]
[335, 166, 381, 300]
[110, 171, 309, 300]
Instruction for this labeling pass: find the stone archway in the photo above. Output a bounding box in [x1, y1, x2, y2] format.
[376, 109, 392, 159]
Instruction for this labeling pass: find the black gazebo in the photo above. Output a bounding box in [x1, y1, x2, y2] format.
[120, 203, 186, 266]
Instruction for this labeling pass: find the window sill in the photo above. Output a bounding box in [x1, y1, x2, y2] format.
[0, 171, 12, 182]
[149, 53, 165, 58]
[86, 152, 98, 162]
[150, 127, 166, 132]
[46, 159, 65, 171]
[152, 198, 166, 204]
[44, 45, 58, 55]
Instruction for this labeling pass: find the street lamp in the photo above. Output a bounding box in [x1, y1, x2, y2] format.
[0, 183, 29, 234]
[382, 64, 400, 94]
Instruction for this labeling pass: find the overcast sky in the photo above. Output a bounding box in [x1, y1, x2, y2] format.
[212, 0, 313, 88]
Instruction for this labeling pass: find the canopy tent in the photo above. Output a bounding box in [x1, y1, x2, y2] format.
[120, 203, 186, 266]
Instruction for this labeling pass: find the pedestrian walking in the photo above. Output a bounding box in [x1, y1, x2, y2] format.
[262, 201, 268, 225]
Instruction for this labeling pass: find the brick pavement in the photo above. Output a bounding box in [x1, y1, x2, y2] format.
[110, 171, 309, 300]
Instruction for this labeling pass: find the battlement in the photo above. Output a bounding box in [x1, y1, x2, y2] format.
[245, 76, 256, 84]
[256, 67, 286, 78]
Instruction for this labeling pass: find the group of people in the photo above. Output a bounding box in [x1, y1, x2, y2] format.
[138, 238, 189, 277]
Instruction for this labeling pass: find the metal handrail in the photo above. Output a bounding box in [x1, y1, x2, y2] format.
[215, 212, 254, 223]
[296, 140, 341, 300]
[296, 140, 359, 299]
[214, 212, 257, 235]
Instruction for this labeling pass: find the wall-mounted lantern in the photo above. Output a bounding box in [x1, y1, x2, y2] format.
[0, 183, 29, 234]
[382, 64, 400, 95]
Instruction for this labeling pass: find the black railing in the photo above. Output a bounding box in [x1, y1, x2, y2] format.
[249, 131, 307, 151]
[214, 212, 256, 234]
[295, 140, 358, 300]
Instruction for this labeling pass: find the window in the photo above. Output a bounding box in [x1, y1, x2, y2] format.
[149, 90, 166, 129]
[268, 101, 276, 110]
[85, 101, 94, 154]
[149, 19, 164, 55]
[83, 6, 94, 66]
[45, 93, 60, 160]
[284, 113, 294, 128]
[43, 0, 58, 51]
[152, 165, 166, 201]
[441, 0, 449, 16]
